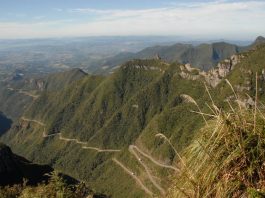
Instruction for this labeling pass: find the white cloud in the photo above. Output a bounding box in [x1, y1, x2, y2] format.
[1, 1, 265, 39]
[53, 8, 63, 12]
[33, 16, 46, 20]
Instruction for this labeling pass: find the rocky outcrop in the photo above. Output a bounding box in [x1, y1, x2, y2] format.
[27, 78, 45, 91]
[204, 54, 244, 87]
[179, 54, 244, 87]
[179, 64, 201, 81]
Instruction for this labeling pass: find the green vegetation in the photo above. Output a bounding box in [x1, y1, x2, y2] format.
[103, 37, 265, 72]
[0, 172, 99, 198]
[2, 44, 265, 197]
[167, 91, 265, 197]
[2, 59, 207, 197]
[0, 143, 105, 197]
[0, 68, 87, 120]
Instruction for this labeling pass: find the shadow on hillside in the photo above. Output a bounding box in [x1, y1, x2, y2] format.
[0, 112, 12, 136]
[93, 194, 110, 198]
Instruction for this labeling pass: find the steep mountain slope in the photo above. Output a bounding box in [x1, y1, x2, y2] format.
[9, 68, 87, 92]
[0, 143, 108, 198]
[0, 68, 88, 120]
[0, 113, 12, 136]
[0, 142, 52, 186]
[167, 45, 265, 198]
[1, 59, 207, 197]
[2, 44, 265, 197]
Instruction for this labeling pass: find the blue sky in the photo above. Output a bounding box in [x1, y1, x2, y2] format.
[0, 0, 264, 39]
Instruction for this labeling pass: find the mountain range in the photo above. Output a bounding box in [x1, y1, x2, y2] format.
[1, 39, 265, 197]
[0, 36, 265, 197]
[97, 36, 265, 73]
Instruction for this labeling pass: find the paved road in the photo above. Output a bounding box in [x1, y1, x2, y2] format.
[21, 117, 177, 195]
[129, 145, 165, 195]
[112, 158, 153, 197]
[18, 90, 39, 99]
[21, 117, 45, 126]
[82, 146, 120, 153]
[130, 145, 179, 171]
[7, 87, 39, 99]
[21, 117, 121, 153]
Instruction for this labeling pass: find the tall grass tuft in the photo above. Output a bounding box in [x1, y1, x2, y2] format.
[168, 81, 265, 198]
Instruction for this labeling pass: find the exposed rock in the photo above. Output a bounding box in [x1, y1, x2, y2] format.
[179, 71, 200, 81]
[36, 80, 45, 91]
[155, 53, 161, 60]
[179, 54, 244, 87]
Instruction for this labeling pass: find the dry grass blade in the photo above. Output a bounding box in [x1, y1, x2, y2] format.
[225, 79, 238, 100]
[155, 133, 195, 181]
[254, 72, 258, 133]
[180, 94, 208, 126]
[168, 80, 265, 197]
[204, 83, 220, 115]
[189, 110, 217, 118]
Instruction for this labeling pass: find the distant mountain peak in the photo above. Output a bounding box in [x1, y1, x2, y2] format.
[253, 36, 265, 46]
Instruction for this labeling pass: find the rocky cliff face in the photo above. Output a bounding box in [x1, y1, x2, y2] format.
[179, 54, 245, 87]
[26, 78, 45, 91]
[179, 45, 265, 109]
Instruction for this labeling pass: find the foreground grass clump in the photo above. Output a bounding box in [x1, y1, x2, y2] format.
[168, 101, 265, 197]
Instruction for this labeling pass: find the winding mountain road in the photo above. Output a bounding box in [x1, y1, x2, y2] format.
[18, 90, 39, 99]
[112, 158, 153, 197]
[129, 145, 165, 195]
[82, 146, 120, 153]
[21, 117, 177, 196]
[21, 117, 45, 126]
[7, 87, 39, 99]
[20, 117, 121, 153]
[130, 145, 179, 171]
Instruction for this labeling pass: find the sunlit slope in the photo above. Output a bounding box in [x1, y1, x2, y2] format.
[3, 44, 265, 198]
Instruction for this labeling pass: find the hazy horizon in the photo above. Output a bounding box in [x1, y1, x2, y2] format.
[1, 0, 265, 40]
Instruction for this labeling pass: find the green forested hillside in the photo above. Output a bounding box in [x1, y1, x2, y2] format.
[0, 68, 87, 120]
[2, 44, 265, 197]
[0, 143, 107, 198]
[1, 59, 208, 197]
[168, 45, 265, 197]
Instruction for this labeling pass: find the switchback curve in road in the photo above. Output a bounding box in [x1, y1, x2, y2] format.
[130, 145, 179, 171]
[21, 117, 121, 153]
[112, 158, 153, 197]
[129, 145, 165, 195]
